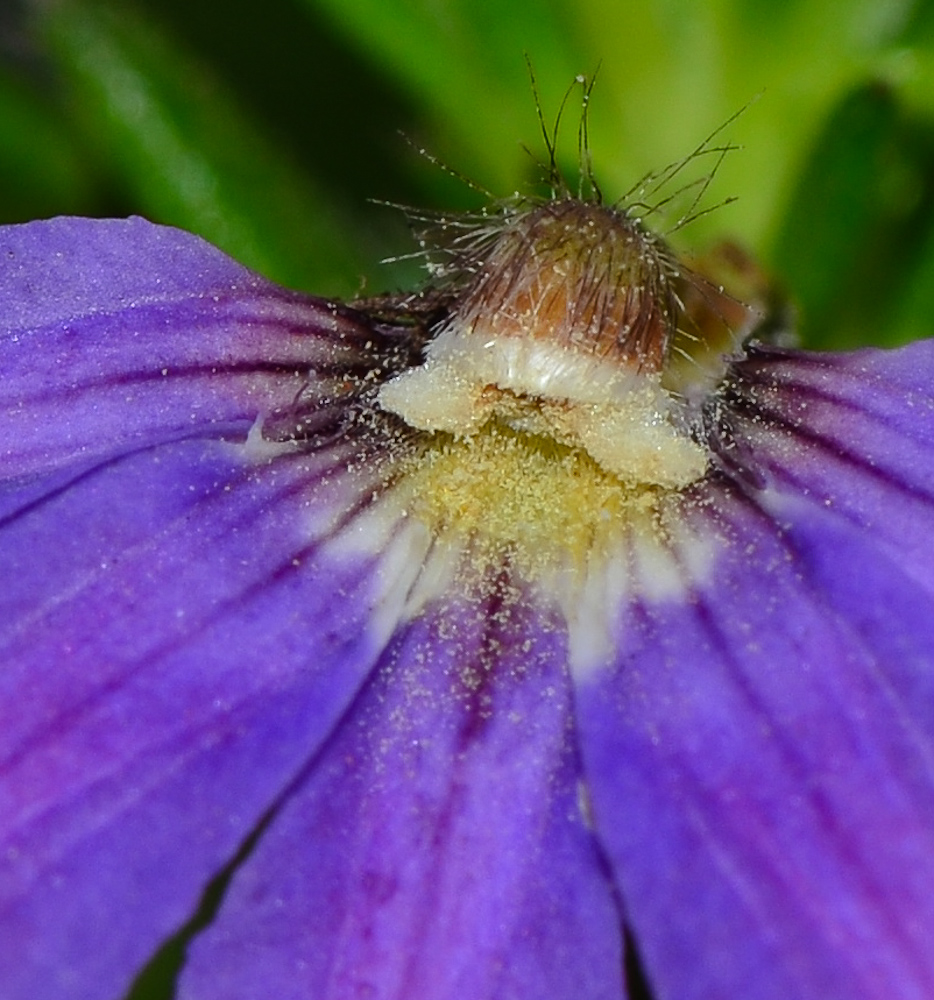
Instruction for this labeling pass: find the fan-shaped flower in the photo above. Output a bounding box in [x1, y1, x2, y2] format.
[2, 188, 934, 1000]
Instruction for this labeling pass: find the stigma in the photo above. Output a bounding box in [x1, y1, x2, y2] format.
[377, 198, 709, 490]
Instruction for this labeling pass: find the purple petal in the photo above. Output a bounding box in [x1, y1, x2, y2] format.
[721, 342, 934, 586]
[0, 431, 421, 999]
[0, 217, 381, 477]
[0, 218, 427, 998]
[179, 583, 624, 1000]
[574, 344, 934, 999]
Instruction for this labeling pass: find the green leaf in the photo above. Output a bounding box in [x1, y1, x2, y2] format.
[771, 81, 934, 348]
[40, 0, 367, 295]
[772, 84, 902, 346]
[0, 69, 94, 220]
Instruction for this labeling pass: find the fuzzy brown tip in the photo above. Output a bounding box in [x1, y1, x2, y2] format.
[453, 199, 676, 372]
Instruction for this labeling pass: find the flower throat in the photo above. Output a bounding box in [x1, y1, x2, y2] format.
[373, 195, 748, 576]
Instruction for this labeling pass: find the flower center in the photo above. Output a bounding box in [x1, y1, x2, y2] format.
[396, 419, 675, 577]
[378, 199, 708, 489]
[369, 194, 754, 614]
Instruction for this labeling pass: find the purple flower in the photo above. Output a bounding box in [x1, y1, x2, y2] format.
[2, 204, 934, 1000]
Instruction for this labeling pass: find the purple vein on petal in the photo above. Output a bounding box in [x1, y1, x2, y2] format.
[0, 429, 427, 995]
[179, 574, 624, 1000]
[712, 344, 934, 596]
[0, 218, 405, 480]
[0, 431, 414, 800]
[575, 475, 934, 1000]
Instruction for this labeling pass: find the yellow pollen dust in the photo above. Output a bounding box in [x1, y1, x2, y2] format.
[395, 418, 675, 580]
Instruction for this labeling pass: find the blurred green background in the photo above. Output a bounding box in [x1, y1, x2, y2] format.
[4, 0, 934, 349]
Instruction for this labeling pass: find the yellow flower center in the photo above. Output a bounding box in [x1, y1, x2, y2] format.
[375, 198, 720, 580]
